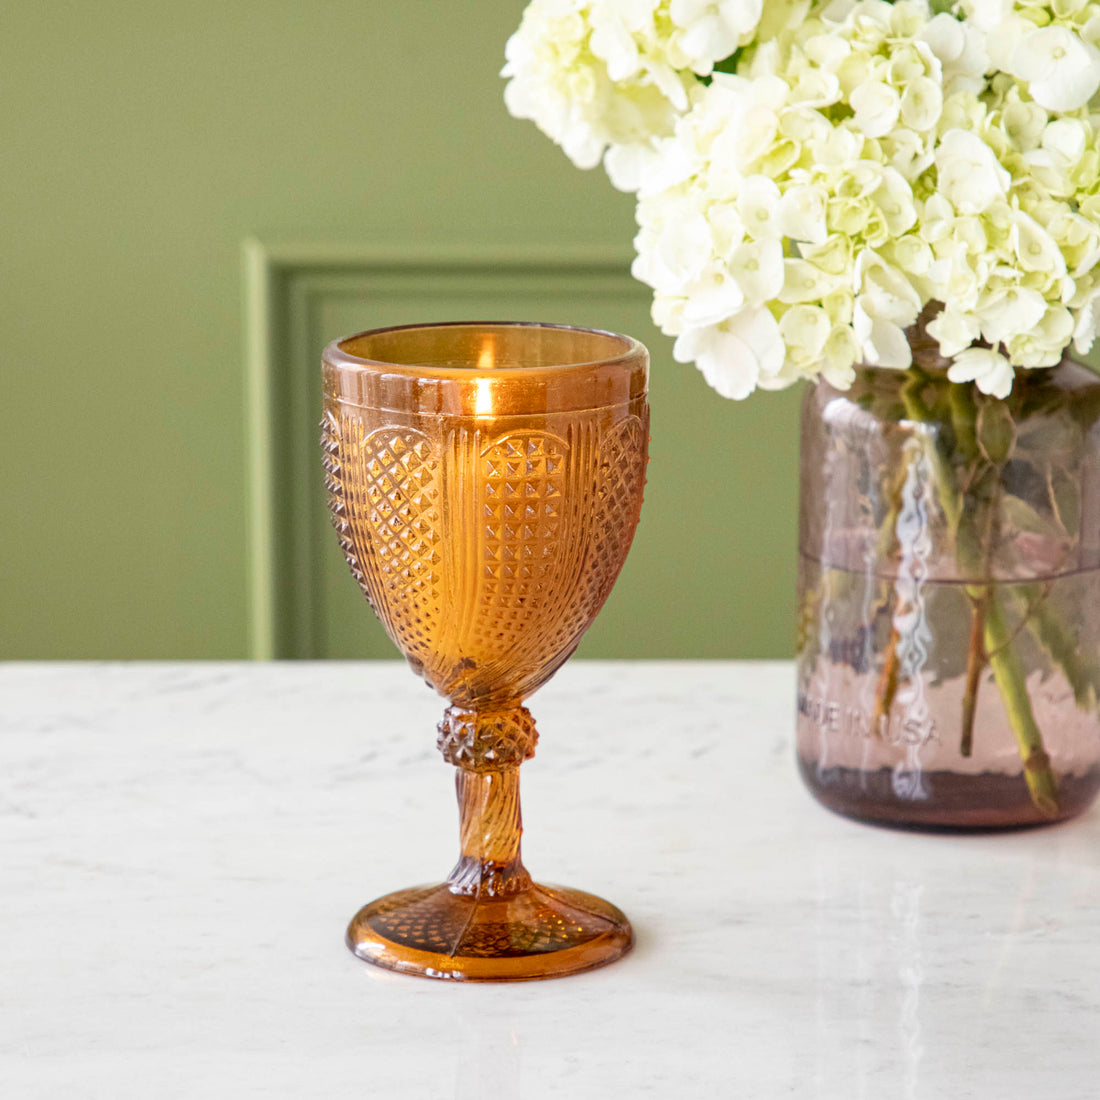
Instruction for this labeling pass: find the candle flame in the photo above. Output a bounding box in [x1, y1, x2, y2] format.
[475, 339, 495, 415]
[475, 377, 494, 416]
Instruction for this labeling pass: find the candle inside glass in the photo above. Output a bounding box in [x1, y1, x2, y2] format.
[322, 321, 649, 981]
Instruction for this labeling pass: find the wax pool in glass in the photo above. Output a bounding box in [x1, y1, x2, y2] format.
[321, 321, 649, 980]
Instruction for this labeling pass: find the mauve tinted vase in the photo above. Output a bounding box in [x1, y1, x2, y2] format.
[796, 347, 1100, 829]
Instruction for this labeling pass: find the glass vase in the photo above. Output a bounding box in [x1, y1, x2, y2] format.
[797, 339, 1100, 829]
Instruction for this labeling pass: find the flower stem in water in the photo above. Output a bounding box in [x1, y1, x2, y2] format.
[984, 597, 1060, 816]
[959, 589, 988, 758]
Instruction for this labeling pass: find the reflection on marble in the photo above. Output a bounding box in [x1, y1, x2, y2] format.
[1, 662, 1099, 1098]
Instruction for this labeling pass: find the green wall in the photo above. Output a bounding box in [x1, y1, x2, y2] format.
[2, 1, 799, 660]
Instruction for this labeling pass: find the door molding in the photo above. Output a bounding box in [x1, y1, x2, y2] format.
[242, 239, 640, 658]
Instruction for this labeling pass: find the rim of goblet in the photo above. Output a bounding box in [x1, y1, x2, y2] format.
[323, 320, 646, 378]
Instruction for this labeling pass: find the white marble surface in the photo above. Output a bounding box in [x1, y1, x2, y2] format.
[2, 661, 1099, 1099]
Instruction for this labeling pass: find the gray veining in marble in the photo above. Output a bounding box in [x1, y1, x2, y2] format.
[2, 662, 1098, 1099]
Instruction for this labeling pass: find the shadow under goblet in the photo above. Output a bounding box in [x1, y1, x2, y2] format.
[321, 321, 649, 981]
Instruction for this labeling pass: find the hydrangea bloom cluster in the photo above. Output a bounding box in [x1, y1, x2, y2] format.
[966, 0, 1100, 112]
[505, 0, 1100, 398]
[502, 1, 773, 189]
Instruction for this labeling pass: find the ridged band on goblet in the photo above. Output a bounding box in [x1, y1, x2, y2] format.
[436, 705, 538, 771]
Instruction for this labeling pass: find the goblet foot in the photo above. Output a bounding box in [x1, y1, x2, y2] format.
[347, 882, 633, 982]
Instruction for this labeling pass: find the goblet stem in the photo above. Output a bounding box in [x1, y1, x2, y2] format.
[447, 767, 532, 897]
[345, 702, 634, 979]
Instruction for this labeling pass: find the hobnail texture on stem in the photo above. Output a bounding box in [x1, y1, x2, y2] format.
[323, 322, 648, 980]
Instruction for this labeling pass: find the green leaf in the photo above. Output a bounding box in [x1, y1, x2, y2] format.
[1025, 600, 1100, 711]
[977, 401, 1016, 465]
[999, 493, 1067, 541]
[699, 51, 742, 85]
[712, 49, 741, 76]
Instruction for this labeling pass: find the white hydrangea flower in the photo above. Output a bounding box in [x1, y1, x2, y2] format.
[502, 0, 685, 174]
[934, 129, 1010, 213]
[821, 325, 860, 386]
[852, 248, 922, 367]
[947, 347, 1015, 397]
[1005, 304, 1075, 366]
[670, 0, 765, 70]
[1010, 210, 1068, 277]
[976, 285, 1049, 344]
[736, 174, 783, 238]
[780, 258, 843, 302]
[680, 267, 748, 325]
[872, 169, 918, 235]
[1001, 96, 1048, 151]
[504, 0, 769, 189]
[919, 12, 989, 94]
[1073, 293, 1100, 352]
[634, 0, 950, 394]
[672, 308, 785, 398]
[779, 304, 832, 366]
[1008, 24, 1100, 112]
[850, 81, 901, 137]
[778, 183, 829, 243]
[731, 237, 785, 301]
[927, 308, 982, 356]
[966, 0, 1100, 112]
[1042, 118, 1089, 165]
[506, 0, 1100, 399]
[899, 75, 944, 130]
[603, 140, 666, 191]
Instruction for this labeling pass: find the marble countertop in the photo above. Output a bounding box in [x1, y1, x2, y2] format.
[2, 661, 1098, 1099]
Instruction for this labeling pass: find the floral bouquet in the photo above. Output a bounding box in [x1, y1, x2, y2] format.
[503, 0, 1100, 826]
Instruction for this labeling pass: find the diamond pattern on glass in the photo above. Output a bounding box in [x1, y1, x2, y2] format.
[476, 433, 567, 649]
[325, 404, 647, 701]
[543, 414, 649, 658]
[359, 427, 441, 661]
[325, 412, 441, 664]
[321, 410, 373, 607]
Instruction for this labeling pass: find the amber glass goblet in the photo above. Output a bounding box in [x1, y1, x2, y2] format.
[321, 321, 649, 981]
